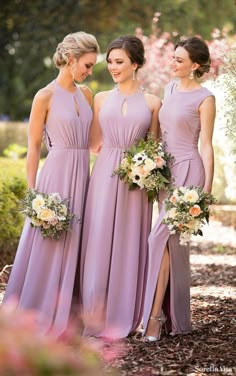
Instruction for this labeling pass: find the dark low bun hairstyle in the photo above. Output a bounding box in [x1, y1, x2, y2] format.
[106, 35, 146, 71]
[175, 36, 211, 78]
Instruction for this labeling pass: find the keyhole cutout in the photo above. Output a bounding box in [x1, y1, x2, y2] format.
[74, 97, 80, 117]
[121, 99, 128, 116]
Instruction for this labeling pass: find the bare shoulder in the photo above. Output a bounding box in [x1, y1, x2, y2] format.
[34, 84, 54, 105]
[199, 94, 216, 111]
[79, 84, 93, 106]
[144, 91, 162, 110]
[94, 90, 112, 108]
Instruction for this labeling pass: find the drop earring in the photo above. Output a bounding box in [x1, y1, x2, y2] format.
[132, 70, 136, 81]
[189, 70, 194, 80]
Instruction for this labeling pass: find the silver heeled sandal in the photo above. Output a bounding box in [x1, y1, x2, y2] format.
[143, 314, 167, 342]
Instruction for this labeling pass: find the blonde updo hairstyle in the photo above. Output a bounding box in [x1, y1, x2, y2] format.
[53, 31, 99, 69]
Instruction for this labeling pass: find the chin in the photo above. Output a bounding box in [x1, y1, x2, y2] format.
[112, 77, 119, 83]
[172, 72, 179, 78]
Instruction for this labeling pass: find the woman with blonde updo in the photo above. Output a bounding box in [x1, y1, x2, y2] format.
[3, 31, 99, 338]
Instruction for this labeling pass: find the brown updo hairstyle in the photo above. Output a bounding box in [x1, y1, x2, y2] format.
[53, 31, 99, 69]
[175, 36, 211, 78]
[106, 35, 146, 71]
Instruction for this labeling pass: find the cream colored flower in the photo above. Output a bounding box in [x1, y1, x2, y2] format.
[120, 157, 129, 168]
[37, 208, 56, 222]
[189, 204, 202, 217]
[167, 207, 177, 219]
[185, 220, 196, 230]
[131, 167, 146, 188]
[144, 158, 156, 171]
[32, 195, 45, 212]
[179, 186, 187, 194]
[131, 165, 148, 177]
[183, 189, 199, 203]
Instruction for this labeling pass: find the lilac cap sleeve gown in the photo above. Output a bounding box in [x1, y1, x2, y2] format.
[80, 87, 153, 339]
[2, 80, 92, 338]
[143, 81, 214, 335]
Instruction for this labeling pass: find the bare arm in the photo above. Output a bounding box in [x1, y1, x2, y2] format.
[199, 95, 216, 193]
[145, 93, 162, 139]
[26, 88, 51, 188]
[89, 92, 108, 154]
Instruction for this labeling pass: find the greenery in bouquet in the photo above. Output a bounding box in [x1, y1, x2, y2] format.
[20, 189, 76, 240]
[163, 186, 216, 245]
[113, 134, 174, 202]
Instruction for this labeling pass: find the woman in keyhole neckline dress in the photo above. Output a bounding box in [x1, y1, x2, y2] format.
[80, 35, 161, 339]
[142, 36, 216, 342]
[3, 31, 99, 338]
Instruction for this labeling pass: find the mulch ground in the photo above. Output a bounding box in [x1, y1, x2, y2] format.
[0, 219, 235, 376]
[102, 221, 236, 376]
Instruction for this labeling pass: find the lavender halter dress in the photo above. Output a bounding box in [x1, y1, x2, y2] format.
[143, 81, 214, 334]
[80, 87, 153, 339]
[3, 80, 91, 338]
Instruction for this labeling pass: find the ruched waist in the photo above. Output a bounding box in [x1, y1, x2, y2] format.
[102, 145, 132, 150]
[50, 146, 88, 150]
[170, 149, 201, 166]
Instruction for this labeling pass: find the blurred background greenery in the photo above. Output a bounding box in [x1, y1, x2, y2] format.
[1, 0, 235, 119]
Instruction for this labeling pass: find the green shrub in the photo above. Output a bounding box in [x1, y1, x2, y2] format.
[0, 158, 27, 269]
[3, 143, 27, 159]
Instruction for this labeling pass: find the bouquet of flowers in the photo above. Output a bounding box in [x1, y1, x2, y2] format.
[162, 185, 216, 245]
[112, 135, 173, 201]
[20, 189, 76, 240]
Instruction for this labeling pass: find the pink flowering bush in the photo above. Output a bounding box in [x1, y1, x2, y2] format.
[136, 14, 234, 96]
[0, 303, 120, 375]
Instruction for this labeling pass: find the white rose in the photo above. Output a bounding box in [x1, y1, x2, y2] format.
[32, 195, 45, 213]
[144, 158, 157, 171]
[183, 189, 199, 203]
[37, 208, 56, 222]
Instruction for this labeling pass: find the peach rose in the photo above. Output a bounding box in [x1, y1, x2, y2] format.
[189, 204, 201, 217]
[156, 156, 166, 169]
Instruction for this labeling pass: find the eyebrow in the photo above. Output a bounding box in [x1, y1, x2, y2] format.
[174, 55, 184, 60]
[107, 57, 124, 61]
